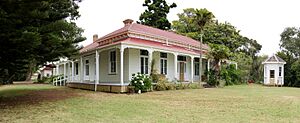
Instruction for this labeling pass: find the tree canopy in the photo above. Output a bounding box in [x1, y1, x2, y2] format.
[173, 8, 263, 84]
[0, 0, 85, 84]
[138, 0, 177, 30]
[172, 8, 261, 55]
[280, 27, 300, 57]
[277, 27, 300, 87]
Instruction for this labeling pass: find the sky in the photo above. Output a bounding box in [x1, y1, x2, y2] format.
[75, 0, 300, 56]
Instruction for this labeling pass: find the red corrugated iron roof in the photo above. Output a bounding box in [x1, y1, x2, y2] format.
[122, 38, 204, 55]
[80, 42, 99, 53]
[98, 23, 208, 50]
[81, 22, 209, 54]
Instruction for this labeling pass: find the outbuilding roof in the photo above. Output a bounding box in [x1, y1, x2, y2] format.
[262, 54, 286, 64]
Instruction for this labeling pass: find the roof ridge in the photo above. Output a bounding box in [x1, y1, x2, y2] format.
[131, 23, 204, 46]
[273, 54, 279, 62]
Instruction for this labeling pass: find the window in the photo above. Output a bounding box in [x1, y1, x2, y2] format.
[178, 56, 186, 61]
[75, 63, 79, 75]
[270, 70, 274, 78]
[140, 50, 148, 74]
[195, 62, 199, 76]
[194, 58, 200, 76]
[160, 53, 167, 75]
[85, 60, 89, 76]
[46, 74, 50, 77]
[279, 67, 282, 76]
[140, 50, 148, 56]
[109, 50, 117, 74]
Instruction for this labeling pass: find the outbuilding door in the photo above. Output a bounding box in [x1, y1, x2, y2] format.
[269, 70, 275, 85]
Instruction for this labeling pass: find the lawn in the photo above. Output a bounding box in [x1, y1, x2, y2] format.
[0, 84, 299, 123]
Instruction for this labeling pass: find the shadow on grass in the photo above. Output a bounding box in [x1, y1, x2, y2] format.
[0, 85, 79, 109]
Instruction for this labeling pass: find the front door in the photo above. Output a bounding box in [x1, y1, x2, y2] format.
[179, 62, 185, 82]
[269, 70, 275, 85]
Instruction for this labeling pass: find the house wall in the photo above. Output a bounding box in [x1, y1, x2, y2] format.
[42, 70, 52, 77]
[152, 51, 175, 81]
[128, 48, 141, 81]
[65, 46, 208, 84]
[264, 63, 284, 85]
[99, 49, 121, 83]
[82, 54, 96, 82]
[59, 65, 64, 75]
[75, 61, 81, 82]
[193, 59, 208, 82]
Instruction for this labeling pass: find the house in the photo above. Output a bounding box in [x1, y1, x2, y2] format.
[262, 54, 286, 86]
[53, 19, 211, 92]
[40, 66, 53, 78]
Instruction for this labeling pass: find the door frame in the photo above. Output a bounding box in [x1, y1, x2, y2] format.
[179, 62, 185, 82]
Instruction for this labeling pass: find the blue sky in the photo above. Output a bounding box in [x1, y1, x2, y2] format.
[76, 0, 300, 56]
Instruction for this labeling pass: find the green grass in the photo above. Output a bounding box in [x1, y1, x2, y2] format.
[1, 84, 300, 123]
[0, 84, 59, 97]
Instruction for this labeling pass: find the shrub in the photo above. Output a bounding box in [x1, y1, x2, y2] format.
[34, 76, 56, 84]
[153, 74, 168, 91]
[207, 69, 218, 86]
[221, 64, 241, 85]
[130, 73, 152, 92]
[165, 83, 176, 90]
[188, 83, 202, 89]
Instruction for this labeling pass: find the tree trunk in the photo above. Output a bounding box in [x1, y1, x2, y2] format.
[25, 61, 35, 81]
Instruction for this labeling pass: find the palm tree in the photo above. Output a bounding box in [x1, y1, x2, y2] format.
[193, 8, 215, 83]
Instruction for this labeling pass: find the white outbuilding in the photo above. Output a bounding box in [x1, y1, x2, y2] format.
[262, 54, 286, 86]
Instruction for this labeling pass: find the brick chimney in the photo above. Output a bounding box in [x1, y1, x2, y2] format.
[93, 34, 98, 42]
[123, 19, 133, 26]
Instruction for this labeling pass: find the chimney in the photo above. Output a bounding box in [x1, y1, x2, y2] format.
[93, 34, 98, 42]
[123, 19, 133, 26]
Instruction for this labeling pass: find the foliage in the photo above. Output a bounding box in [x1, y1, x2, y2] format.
[291, 60, 300, 87]
[249, 55, 268, 83]
[207, 69, 218, 86]
[207, 43, 231, 75]
[279, 27, 300, 57]
[230, 52, 252, 83]
[130, 73, 152, 92]
[172, 8, 261, 54]
[35, 76, 52, 84]
[138, 0, 177, 30]
[172, 8, 262, 85]
[0, 0, 85, 84]
[221, 64, 241, 85]
[278, 27, 300, 87]
[277, 51, 300, 87]
[153, 74, 168, 91]
[193, 8, 215, 32]
[153, 75, 201, 91]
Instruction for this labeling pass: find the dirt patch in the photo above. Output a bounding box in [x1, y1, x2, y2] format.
[0, 89, 78, 109]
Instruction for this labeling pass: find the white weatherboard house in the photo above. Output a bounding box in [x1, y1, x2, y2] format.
[262, 54, 286, 86]
[52, 19, 211, 92]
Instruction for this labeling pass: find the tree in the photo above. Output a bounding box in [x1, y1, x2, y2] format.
[192, 8, 215, 83]
[172, 8, 262, 54]
[277, 51, 299, 87]
[172, 8, 262, 84]
[0, 0, 85, 84]
[277, 27, 300, 87]
[207, 44, 231, 78]
[138, 0, 177, 30]
[280, 27, 300, 57]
